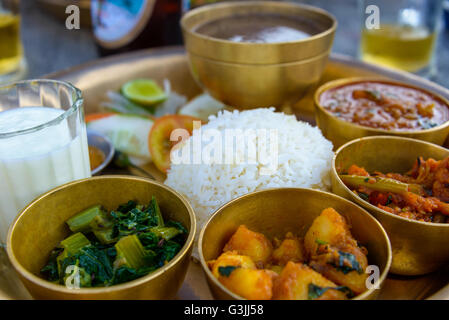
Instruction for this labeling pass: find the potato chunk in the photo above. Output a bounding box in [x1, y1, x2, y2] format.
[271, 233, 305, 266]
[223, 225, 273, 265]
[304, 208, 368, 295]
[309, 243, 368, 295]
[208, 251, 256, 278]
[304, 208, 354, 257]
[272, 262, 347, 300]
[218, 267, 276, 300]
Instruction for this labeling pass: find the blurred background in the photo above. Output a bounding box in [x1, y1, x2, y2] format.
[3, 0, 449, 86]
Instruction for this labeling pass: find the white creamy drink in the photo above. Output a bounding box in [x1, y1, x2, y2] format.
[0, 107, 91, 242]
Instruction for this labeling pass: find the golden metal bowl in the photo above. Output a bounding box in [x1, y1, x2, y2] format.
[6, 175, 196, 300]
[181, 1, 336, 108]
[314, 77, 449, 149]
[331, 136, 449, 275]
[198, 188, 392, 300]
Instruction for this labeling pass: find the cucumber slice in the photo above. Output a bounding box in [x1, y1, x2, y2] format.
[87, 114, 153, 161]
[121, 79, 167, 107]
[178, 93, 225, 122]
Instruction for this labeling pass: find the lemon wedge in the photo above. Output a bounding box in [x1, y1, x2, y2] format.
[121, 79, 167, 107]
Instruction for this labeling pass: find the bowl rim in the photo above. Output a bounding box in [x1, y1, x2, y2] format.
[181, 0, 337, 47]
[198, 187, 392, 300]
[314, 77, 449, 135]
[332, 135, 449, 228]
[6, 175, 196, 295]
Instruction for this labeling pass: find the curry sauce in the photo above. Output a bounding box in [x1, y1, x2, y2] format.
[320, 81, 449, 131]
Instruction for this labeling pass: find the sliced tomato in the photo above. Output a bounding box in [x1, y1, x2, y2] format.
[85, 112, 116, 123]
[149, 114, 201, 173]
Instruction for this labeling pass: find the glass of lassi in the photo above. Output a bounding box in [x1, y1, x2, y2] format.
[0, 80, 91, 244]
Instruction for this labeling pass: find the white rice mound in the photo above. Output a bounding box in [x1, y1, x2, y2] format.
[165, 108, 334, 236]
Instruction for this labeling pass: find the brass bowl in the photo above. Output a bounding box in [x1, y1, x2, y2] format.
[198, 188, 392, 300]
[331, 136, 449, 275]
[181, 1, 336, 108]
[314, 77, 449, 149]
[6, 175, 196, 300]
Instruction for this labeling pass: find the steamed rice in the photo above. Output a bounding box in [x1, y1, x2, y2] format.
[165, 108, 334, 234]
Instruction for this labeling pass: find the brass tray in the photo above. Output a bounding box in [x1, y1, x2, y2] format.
[1, 46, 449, 300]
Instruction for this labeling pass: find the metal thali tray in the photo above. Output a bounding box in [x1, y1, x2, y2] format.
[1, 46, 448, 300]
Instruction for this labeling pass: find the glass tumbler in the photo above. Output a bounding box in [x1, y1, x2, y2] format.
[0, 80, 91, 244]
[358, 0, 443, 78]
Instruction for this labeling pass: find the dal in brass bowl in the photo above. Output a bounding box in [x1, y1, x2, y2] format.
[181, 1, 336, 108]
[198, 188, 392, 300]
[314, 77, 449, 149]
[6, 175, 196, 299]
[331, 136, 449, 275]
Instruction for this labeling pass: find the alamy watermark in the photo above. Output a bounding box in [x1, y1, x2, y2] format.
[65, 5, 80, 30]
[169, 121, 279, 175]
[365, 4, 380, 29]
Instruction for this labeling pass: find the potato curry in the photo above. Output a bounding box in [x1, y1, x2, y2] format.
[207, 208, 369, 300]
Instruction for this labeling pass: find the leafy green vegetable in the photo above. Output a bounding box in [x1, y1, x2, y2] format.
[385, 194, 393, 206]
[93, 229, 116, 245]
[358, 192, 370, 201]
[151, 196, 164, 227]
[89, 214, 114, 231]
[157, 240, 181, 265]
[218, 266, 239, 277]
[149, 227, 181, 241]
[138, 231, 158, 247]
[365, 90, 381, 101]
[117, 200, 138, 213]
[340, 174, 424, 195]
[112, 265, 157, 285]
[166, 220, 188, 234]
[353, 89, 382, 102]
[66, 205, 105, 233]
[60, 232, 90, 255]
[110, 198, 163, 237]
[333, 251, 363, 274]
[41, 198, 187, 288]
[315, 239, 327, 245]
[115, 235, 146, 269]
[308, 283, 328, 300]
[40, 248, 64, 281]
[418, 117, 438, 129]
[308, 283, 354, 300]
[73, 246, 114, 286]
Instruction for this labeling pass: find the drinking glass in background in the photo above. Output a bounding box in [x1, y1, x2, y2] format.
[0, 80, 91, 244]
[358, 0, 443, 78]
[0, 0, 26, 83]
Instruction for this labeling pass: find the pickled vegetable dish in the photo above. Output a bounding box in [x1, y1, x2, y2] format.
[340, 157, 449, 223]
[88, 146, 105, 171]
[208, 208, 369, 300]
[320, 81, 449, 131]
[41, 198, 187, 287]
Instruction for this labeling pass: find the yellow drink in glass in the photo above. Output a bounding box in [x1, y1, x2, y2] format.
[360, 24, 437, 73]
[0, 13, 23, 75]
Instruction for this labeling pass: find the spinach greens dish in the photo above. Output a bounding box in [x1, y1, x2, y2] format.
[41, 197, 187, 288]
